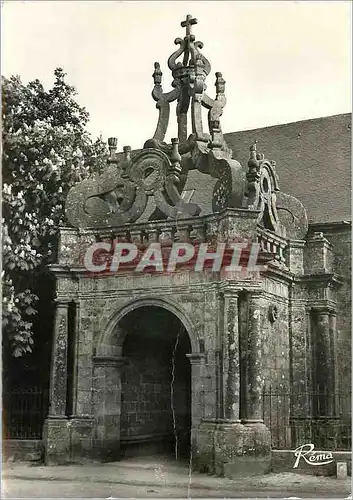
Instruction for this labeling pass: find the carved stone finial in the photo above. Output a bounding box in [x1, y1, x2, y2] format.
[65, 15, 248, 229]
[169, 137, 182, 183]
[123, 146, 131, 162]
[171, 138, 181, 160]
[246, 142, 282, 233]
[248, 142, 259, 170]
[181, 14, 198, 36]
[152, 62, 162, 85]
[215, 72, 225, 95]
[108, 137, 118, 156]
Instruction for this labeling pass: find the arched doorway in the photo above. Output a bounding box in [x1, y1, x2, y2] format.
[119, 306, 191, 460]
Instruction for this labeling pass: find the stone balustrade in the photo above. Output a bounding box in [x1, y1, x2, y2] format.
[57, 210, 289, 269]
[257, 226, 288, 267]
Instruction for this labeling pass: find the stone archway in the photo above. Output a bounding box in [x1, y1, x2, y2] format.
[93, 300, 201, 462]
[119, 306, 191, 459]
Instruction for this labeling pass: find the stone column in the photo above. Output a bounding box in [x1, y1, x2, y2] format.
[186, 352, 206, 469]
[71, 300, 80, 417]
[243, 291, 264, 424]
[49, 301, 69, 417]
[44, 300, 70, 464]
[186, 353, 206, 429]
[312, 307, 338, 448]
[93, 355, 125, 461]
[329, 311, 338, 415]
[67, 300, 97, 462]
[315, 307, 335, 416]
[222, 291, 241, 422]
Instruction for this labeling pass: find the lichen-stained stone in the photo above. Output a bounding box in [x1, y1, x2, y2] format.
[245, 292, 265, 423]
[304, 232, 335, 274]
[49, 303, 69, 417]
[43, 417, 70, 465]
[276, 191, 308, 240]
[194, 420, 271, 477]
[45, 14, 349, 473]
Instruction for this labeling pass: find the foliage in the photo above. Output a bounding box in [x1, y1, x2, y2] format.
[2, 68, 107, 356]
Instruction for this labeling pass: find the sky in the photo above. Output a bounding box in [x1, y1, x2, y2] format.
[2, 1, 352, 150]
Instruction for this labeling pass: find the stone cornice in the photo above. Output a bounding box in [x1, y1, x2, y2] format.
[296, 272, 343, 289]
[218, 280, 263, 295]
[54, 300, 70, 307]
[308, 221, 351, 234]
[49, 265, 81, 276]
[309, 301, 338, 314]
[186, 353, 206, 364]
[60, 208, 261, 238]
[305, 233, 333, 249]
[286, 239, 306, 248]
[261, 264, 294, 284]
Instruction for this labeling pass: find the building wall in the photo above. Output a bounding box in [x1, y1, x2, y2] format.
[121, 341, 173, 439]
[44, 208, 351, 465]
[224, 113, 351, 224]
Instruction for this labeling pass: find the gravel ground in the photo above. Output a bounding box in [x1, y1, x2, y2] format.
[2, 460, 351, 499]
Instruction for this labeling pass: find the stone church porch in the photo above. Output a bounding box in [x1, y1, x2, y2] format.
[41, 14, 350, 479]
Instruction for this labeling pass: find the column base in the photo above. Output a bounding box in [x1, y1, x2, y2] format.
[192, 419, 271, 477]
[70, 416, 96, 462]
[43, 416, 71, 465]
[44, 416, 100, 464]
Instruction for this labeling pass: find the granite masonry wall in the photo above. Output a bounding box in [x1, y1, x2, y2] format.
[44, 211, 351, 475]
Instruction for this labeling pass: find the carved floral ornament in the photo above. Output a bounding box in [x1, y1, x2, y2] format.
[65, 15, 308, 240]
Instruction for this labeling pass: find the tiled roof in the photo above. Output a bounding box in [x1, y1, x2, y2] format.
[184, 113, 351, 224]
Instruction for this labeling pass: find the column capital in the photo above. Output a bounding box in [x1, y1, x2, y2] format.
[186, 352, 206, 364]
[54, 300, 70, 308]
[247, 289, 264, 299]
[92, 355, 126, 367]
[219, 289, 239, 299]
[312, 305, 337, 315]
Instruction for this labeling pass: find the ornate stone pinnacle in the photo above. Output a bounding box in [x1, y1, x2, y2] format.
[169, 138, 182, 182]
[215, 72, 225, 95]
[108, 137, 118, 156]
[152, 62, 162, 85]
[181, 15, 198, 36]
[149, 16, 228, 149]
[167, 15, 210, 76]
[248, 142, 260, 170]
[123, 145, 131, 161]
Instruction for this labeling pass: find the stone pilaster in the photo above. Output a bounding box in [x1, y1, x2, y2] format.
[222, 291, 240, 422]
[289, 301, 312, 448]
[243, 291, 264, 424]
[329, 311, 339, 415]
[186, 353, 206, 428]
[48, 301, 69, 417]
[193, 287, 271, 478]
[71, 300, 80, 417]
[92, 355, 125, 460]
[314, 307, 336, 417]
[44, 301, 70, 464]
[286, 240, 305, 275]
[290, 301, 312, 415]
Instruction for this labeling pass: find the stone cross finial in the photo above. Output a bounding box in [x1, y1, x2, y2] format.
[181, 14, 197, 36]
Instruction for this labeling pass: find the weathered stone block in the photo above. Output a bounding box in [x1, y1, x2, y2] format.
[43, 417, 70, 465]
[69, 417, 96, 462]
[193, 420, 271, 477]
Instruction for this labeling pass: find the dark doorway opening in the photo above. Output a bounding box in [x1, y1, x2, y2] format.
[120, 306, 191, 460]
